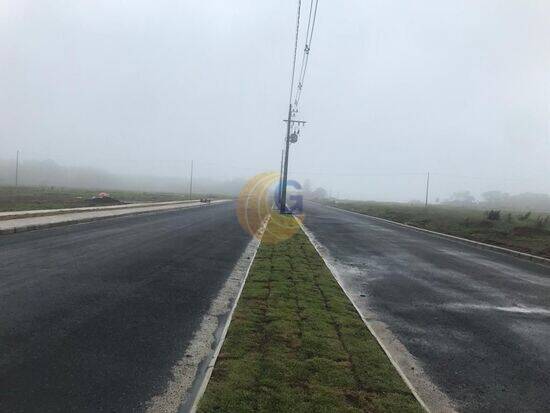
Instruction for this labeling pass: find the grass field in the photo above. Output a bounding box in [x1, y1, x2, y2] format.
[327, 200, 550, 259]
[0, 186, 193, 212]
[199, 215, 422, 413]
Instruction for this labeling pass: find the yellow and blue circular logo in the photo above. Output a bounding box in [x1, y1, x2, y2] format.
[236, 172, 304, 244]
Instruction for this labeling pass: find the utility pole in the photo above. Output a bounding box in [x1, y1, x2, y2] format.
[425, 172, 430, 208]
[278, 148, 285, 208]
[280, 105, 293, 213]
[189, 160, 194, 200]
[279, 106, 306, 214]
[278, 0, 320, 212]
[15, 150, 20, 187]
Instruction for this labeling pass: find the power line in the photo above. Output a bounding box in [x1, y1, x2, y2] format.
[295, 0, 315, 99]
[288, 171, 427, 177]
[294, 0, 319, 108]
[294, 0, 318, 106]
[288, 0, 302, 108]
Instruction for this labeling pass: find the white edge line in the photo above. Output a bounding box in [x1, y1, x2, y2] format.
[322, 203, 550, 267]
[189, 216, 270, 413]
[296, 216, 448, 413]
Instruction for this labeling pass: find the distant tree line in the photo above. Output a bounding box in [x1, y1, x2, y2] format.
[0, 158, 246, 197]
[443, 190, 550, 212]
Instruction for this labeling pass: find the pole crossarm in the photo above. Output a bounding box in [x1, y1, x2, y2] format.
[282, 119, 307, 125]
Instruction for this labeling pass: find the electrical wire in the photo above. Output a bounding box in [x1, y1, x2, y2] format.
[288, 0, 302, 109]
[295, 0, 318, 106]
[294, 0, 319, 108]
[295, 0, 315, 102]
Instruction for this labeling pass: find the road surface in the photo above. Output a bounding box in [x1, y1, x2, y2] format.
[303, 202, 550, 412]
[0, 202, 251, 412]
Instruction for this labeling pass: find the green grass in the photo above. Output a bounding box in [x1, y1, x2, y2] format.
[327, 200, 550, 259]
[198, 215, 422, 413]
[0, 186, 194, 212]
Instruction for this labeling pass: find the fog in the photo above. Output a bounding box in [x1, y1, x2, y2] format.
[1, 1, 549, 202]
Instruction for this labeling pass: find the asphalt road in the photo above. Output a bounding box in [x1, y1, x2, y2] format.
[0, 202, 251, 412]
[303, 202, 550, 412]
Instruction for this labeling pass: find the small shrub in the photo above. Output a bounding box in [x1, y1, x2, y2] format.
[485, 210, 501, 221]
[479, 220, 495, 228]
[518, 211, 532, 221]
[506, 213, 513, 223]
[535, 216, 550, 229]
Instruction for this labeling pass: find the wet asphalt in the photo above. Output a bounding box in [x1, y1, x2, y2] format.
[0, 202, 251, 412]
[303, 202, 550, 413]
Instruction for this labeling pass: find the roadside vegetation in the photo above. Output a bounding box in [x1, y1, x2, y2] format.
[199, 215, 422, 413]
[0, 186, 196, 212]
[326, 200, 550, 259]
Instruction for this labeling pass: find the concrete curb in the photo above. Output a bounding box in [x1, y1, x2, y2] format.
[0, 201, 229, 236]
[0, 200, 198, 221]
[323, 204, 550, 268]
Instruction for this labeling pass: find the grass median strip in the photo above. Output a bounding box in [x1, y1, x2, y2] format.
[198, 215, 422, 412]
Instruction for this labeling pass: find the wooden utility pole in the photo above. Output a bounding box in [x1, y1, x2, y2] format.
[425, 172, 430, 208]
[15, 150, 20, 187]
[280, 105, 293, 213]
[278, 148, 285, 208]
[279, 107, 306, 214]
[189, 160, 194, 200]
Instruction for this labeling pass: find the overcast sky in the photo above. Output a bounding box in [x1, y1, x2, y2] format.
[1, 1, 549, 201]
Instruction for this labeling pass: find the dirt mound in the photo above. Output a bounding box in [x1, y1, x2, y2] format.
[85, 196, 126, 207]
